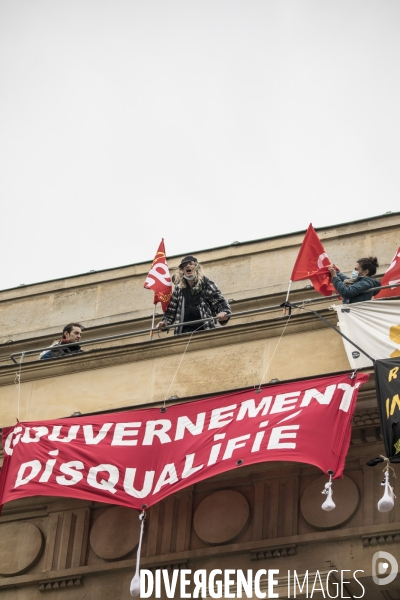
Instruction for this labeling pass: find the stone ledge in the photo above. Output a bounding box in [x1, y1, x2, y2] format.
[1, 521, 399, 589]
[351, 426, 382, 446]
[0, 308, 361, 388]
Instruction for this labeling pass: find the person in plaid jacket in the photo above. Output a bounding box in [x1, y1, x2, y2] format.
[157, 255, 231, 334]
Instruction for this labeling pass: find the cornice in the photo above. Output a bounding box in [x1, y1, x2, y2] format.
[0, 282, 351, 365]
[1, 212, 399, 303]
[0, 307, 353, 388]
[0, 286, 330, 351]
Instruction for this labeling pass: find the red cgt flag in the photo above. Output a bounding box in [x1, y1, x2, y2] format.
[291, 224, 336, 296]
[375, 247, 400, 299]
[144, 239, 172, 312]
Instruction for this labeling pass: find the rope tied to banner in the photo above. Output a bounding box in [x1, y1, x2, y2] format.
[283, 300, 376, 365]
[378, 456, 396, 513]
[380, 455, 397, 477]
[130, 510, 146, 596]
[14, 352, 25, 422]
[162, 324, 204, 411]
[256, 305, 302, 391]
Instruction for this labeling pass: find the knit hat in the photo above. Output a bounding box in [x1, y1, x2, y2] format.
[179, 255, 198, 268]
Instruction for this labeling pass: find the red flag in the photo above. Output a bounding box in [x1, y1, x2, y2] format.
[375, 247, 400, 299]
[144, 239, 172, 312]
[291, 224, 336, 296]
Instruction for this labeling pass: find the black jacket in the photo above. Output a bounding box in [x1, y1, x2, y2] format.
[162, 277, 231, 334]
[40, 342, 83, 360]
[332, 272, 380, 304]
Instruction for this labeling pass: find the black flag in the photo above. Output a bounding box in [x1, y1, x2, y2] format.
[375, 357, 400, 463]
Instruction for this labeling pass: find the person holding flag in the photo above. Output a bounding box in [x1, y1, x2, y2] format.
[288, 224, 381, 305]
[328, 257, 381, 304]
[157, 255, 231, 334]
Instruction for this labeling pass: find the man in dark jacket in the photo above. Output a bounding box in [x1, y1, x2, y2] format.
[157, 256, 231, 334]
[40, 323, 84, 359]
[328, 256, 380, 304]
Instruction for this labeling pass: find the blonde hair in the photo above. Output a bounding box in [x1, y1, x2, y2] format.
[174, 262, 204, 288]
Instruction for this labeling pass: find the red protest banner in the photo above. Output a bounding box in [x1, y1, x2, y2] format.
[0, 373, 368, 510]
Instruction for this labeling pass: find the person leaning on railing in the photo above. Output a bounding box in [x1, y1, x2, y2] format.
[40, 323, 85, 360]
[156, 255, 231, 334]
[328, 257, 381, 304]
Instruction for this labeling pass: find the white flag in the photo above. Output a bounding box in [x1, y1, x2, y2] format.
[333, 300, 400, 369]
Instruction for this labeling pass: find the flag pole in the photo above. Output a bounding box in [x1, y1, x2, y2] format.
[283, 280, 292, 315]
[149, 304, 156, 342]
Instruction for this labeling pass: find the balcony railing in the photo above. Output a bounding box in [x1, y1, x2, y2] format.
[8, 283, 400, 364]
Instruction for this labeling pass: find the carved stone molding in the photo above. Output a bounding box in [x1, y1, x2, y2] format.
[0, 521, 43, 576]
[353, 407, 381, 428]
[145, 562, 188, 572]
[90, 506, 141, 561]
[193, 490, 250, 545]
[250, 544, 297, 560]
[300, 475, 360, 529]
[351, 407, 382, 446]
[362, 532, 400, 547]
[42, 507, 89, 572]
[39, 576, 82, 592]
[351, 427, 382, 445]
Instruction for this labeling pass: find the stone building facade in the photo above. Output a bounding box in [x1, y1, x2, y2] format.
[0, 213, 399, 599]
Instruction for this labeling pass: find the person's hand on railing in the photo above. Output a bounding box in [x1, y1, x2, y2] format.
[217, 312, 228, 323]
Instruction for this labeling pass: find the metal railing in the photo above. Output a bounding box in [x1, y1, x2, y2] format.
[9, 304, 283, 364]
[8, 283, 400, 364]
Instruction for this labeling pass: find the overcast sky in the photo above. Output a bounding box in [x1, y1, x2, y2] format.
[1, 1, 399, 289]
